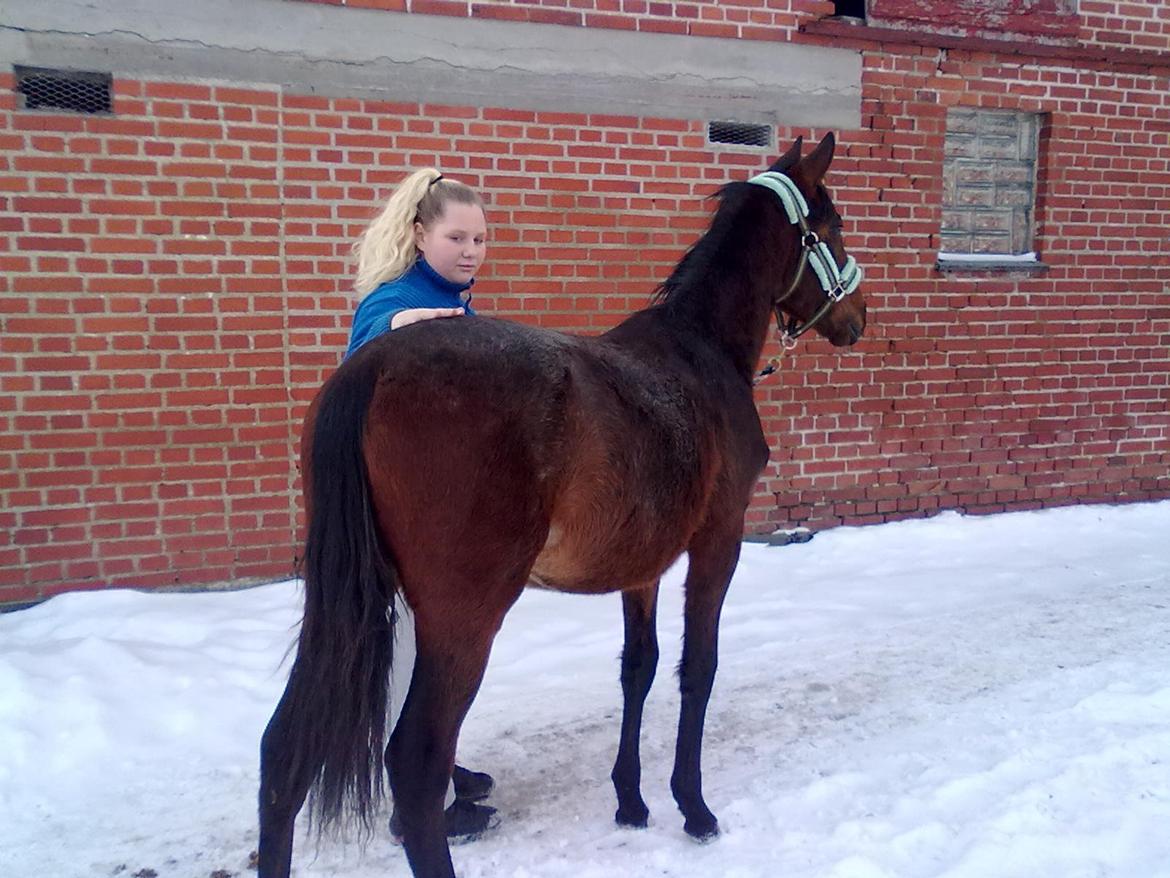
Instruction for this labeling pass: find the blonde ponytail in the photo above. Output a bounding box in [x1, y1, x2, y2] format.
[352, 168, 485, 295]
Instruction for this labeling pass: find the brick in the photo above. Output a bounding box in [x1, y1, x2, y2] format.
[17, 236, 86, 252]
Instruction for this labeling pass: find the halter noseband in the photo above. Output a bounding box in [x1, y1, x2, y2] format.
[746, 171, 863, 353]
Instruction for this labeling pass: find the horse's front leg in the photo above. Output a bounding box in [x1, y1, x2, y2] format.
[671, 532, 741, 841]
[611, 582, 660, 828]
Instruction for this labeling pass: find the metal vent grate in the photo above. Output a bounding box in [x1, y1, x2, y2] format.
[707, 120, 772, 148]
[15, 66, 112, 114]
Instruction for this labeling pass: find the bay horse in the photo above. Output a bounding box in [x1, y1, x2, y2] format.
[258, 132, 866, 878]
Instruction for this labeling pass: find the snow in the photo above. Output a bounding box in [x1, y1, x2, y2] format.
[936, 251, 1039, 264]
[2, 501, 1169, 878]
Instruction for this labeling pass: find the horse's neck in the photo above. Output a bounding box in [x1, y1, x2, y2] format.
[662, 229, 793, 382]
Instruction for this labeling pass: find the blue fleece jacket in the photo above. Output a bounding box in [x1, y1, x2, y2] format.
[344, 258, 476, 359]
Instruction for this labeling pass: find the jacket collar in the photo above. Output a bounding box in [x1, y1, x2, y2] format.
[415, 257, 474, 295]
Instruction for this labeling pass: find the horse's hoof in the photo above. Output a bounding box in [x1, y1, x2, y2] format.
[615, 803, 650, 828]
[684, 817, 720, 843]
[389, 800, 500, 845]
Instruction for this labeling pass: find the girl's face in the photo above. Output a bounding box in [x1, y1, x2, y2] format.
[415, 202, 487, 285]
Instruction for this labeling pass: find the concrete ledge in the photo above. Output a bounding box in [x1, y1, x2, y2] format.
[1, 0, 862, 127]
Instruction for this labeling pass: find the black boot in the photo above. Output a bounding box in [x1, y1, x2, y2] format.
[452, 764, 495, 801]
[389, 799, 499, 844]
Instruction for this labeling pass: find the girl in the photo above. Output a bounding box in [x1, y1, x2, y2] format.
[346, 168, 486, 358]
[346, 168, 497, 841]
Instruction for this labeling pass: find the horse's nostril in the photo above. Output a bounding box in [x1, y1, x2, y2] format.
[848, 322, 863, 344]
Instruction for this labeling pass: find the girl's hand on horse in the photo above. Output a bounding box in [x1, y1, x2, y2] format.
[391, 307, 465, 330]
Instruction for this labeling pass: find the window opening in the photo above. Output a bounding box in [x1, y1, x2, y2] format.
[831, 0, 866, 20]
[940, 109, 1041, 260]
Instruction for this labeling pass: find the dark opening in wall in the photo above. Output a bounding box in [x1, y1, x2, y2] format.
[15, 66, 112, 114]
[831, 0, 866, 20]
[708, 121, 772, 149]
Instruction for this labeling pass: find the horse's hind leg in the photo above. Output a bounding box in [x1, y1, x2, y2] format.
[388, 617, 499, 878]
[671, 530, 741, 841]
[612, 583, 660, 828]
[257, 682, 316, 878]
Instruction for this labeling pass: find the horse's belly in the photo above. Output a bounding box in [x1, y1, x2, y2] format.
[525, 363, 719, 593]
[528, 515, 689, 595]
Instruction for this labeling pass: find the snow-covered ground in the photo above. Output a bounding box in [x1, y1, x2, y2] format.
[2, 502, 1169, 878]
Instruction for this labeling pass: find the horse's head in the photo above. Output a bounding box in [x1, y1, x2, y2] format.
[752, 133, 867, 347]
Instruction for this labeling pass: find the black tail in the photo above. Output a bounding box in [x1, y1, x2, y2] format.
[272, 352, 398, 837]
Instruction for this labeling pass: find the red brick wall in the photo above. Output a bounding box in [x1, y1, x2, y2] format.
[0, 78, 820, 603]
[293, 0, 1170, 51]
[1, 81, 295, 602]
[867, 0, 1080, 40]
[761, 39, 1170, 530]
[1080, 1, 1170, 51]
[294, 0, 832, 39]
[3, 2, 1169, 603]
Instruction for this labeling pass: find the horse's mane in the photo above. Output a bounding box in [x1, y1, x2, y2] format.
[653, 183, 744, 305]
[653, 174, 835, 308]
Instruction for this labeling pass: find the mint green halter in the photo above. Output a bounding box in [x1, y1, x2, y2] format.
[746, 171, 863, 308]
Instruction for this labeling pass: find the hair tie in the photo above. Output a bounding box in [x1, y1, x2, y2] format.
[429, 174, 444, 187]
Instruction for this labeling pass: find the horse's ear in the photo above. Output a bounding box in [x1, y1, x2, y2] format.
[791, 132, 836, 194]
[769, 136, 803, 173]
